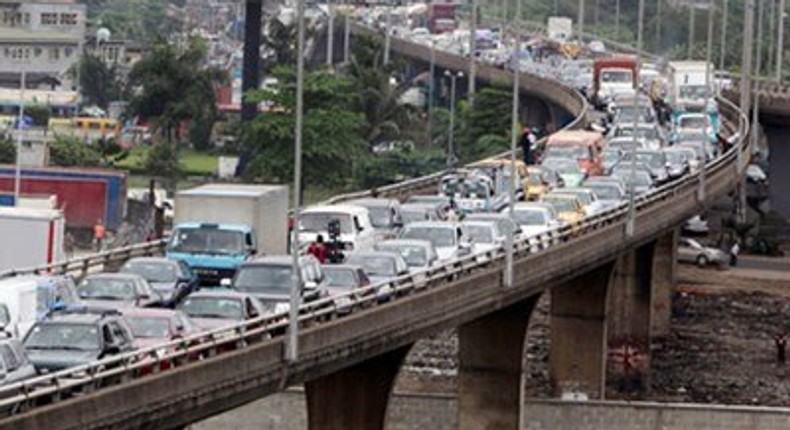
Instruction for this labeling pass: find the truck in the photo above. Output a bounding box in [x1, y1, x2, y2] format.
[0, 207, 65, 274]
[0, 166, 127, 230]
[427, 3, 456, 34]
[167, 184, 288, 285]
[592, 56, 637, 109]
[547, 16, 573, 43]
[668, 61, 714, 107]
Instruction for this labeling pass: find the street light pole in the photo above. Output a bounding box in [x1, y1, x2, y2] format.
[326, 0, 334, 66]
[446, 71, 461, 167]
[578, 0, 585, 44]
[626, 0, 644, 238]
[14, 70, 25, 205]
[751, 0, 765, 152]
[505, 0, 521, 289]
[286, 0, 307, 363]
[655, 0, 661, 49]
[428, 40, 435, 147]
[468, 0, 477, 106]
[720, 0, 728, 72]
[615, 0, 620, 39]
[343, 0, 351, 65]
[699, 1, 714, 203]
[738, 0, 755, 224]
[688, 4, 696, 59]
[777, 0, 786, 82]
[384, 0, 392, 65]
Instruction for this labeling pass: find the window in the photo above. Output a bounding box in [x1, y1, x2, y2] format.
[109, 322, 131, 346]
[41, 13, 58, 25]
[59, 13, 77, 25]
[48, 47, 59, 60]
[24, 13, 29, 24]
[0, 345, 19, 372]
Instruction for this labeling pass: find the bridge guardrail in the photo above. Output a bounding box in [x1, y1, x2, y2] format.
[0, 94, 748, 416]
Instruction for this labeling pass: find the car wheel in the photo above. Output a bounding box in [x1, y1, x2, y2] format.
[696, 254, 709, 267]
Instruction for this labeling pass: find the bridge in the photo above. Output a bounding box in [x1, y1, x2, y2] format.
[0, 25, 750, 430]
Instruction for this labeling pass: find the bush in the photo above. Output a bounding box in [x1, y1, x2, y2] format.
[25, 105, 51, 127]
[144, 143, 180, 178]
[0, 139, 15, 164]
[49, 136, 102, 167]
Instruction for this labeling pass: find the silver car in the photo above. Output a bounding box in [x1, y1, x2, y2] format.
[678, 238, 727, 268]
[0, 338, 36, 386]
[399, 221, 472, 262]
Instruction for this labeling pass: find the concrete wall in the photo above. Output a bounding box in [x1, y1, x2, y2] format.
[194, 391, 790, 430]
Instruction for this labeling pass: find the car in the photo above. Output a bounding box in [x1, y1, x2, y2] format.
[76, 273, 165, 310]
[540, 157, 586, 188]
[460, 220, 506, 257]
[676, 139, 715, 162]
[231, 255, 329, 313]
[525, 166, 563, 201]
[611, 162, 654, 184]
[374, 239, 439, 272]
[551, 187, 605, 216]
[400, 202, 444, 224]
[405, 195, 452, 216]
[120, 308, 202, 350]
[464, 213, 524, 242]
[671, 145, 702, 173]
[298, 205, 377, 253]
[582, 179, 626, 210]
[176, 290, 268, 331]
[347, 198, 404, 240]
[678, 238, 727, 268]
[440, 172, 501, 214]
[662, 147, 692, 179]
[345, 251, 410, 301]
[509, 202, 564, 237]
[606, 136, 646, 152]
[320, 265, 374, 313]
[608, 123, 665, 150]
[619, 149, 670, 184]
[601, 147, 622, 175]
[23, 308, 136, 373]
[121, 257, 198, 305]
[540, 193, 586, 225]
[0, 337, 36, 386]
[399, 221, 473, 262]
[611, 170, 655, 195]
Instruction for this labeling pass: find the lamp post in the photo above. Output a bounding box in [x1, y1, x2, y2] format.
[738, 0, 755, 223]
[655, 0, 661, 49]
[286, 0, 307, 363]
[700, 1, 715, 203]
[615, 0, 620, 39]
[578, 0, 585, 44]
[719, 0, 728, 72]
[688, 4, 696, 59]
[468, 0, 477, 106]
[445, 70, 462, 167]
[427, 40, 436, 147]
[14, 70, 25, 205]
[326, 0, 334, 66]
[384, 0, 392, 65]
[505, 0, 521, 289]
[626, 0, 644, 238]
[751, 0, 765, 152]
[777, 0, 786, 82]
[343, 0, 350, 65]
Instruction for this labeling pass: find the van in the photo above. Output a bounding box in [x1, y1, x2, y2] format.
[0, 275, 81, 339]
[297, 205, 376, 252]
[544, 130, 605, 176]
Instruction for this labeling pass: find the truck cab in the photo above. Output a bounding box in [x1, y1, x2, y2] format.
[166, 222, 257, 286]
[592, 57, 637, 109]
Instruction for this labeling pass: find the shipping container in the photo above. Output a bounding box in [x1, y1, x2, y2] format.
[0, 206, 64, 274]
[0, 177, 107, 230]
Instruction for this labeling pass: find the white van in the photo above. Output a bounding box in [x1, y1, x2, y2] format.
[0, 277, 38, 339]
[297, 205, 376, 252]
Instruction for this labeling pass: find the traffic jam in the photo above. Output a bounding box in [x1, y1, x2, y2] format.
[0, 6, 741, 414]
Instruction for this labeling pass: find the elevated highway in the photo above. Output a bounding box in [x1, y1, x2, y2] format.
[0, 27, 750, 430]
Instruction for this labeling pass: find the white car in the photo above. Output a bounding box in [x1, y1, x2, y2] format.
[509, 202, 563, 238]
[399, 221, 472, 262]
[298, 205, 376, 252]
[678, 238, 727, 267]
[460, 220, 505, 258]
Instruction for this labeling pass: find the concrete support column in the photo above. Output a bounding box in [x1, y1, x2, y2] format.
[650, 229, 678, 337]
[305, 345, 411, 430]
[549, 262, 614, 399]
[458, 298, 538, 430]
[607, 244, 656, 393]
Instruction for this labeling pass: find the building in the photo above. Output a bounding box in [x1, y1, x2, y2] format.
[0, 0, 86, 92]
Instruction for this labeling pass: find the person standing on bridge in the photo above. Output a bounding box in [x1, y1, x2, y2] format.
[93, 219, 106, 252]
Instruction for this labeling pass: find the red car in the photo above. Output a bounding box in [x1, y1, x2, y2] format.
[121, 308, 203, 371]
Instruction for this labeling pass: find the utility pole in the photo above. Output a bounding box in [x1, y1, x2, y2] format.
[688, 5, 696, 59]
[655, 0, 661, 49]
[778, 0, 786, 82]
[626, 0, 645, 238]
[615, 0, 620, 39]
[326, 0, 334, 66]
[720, 0, 728, 72]
[578, 0, 585, 44]
[384, 0, 392, 65]
[738, 0, 755, 224]
[241, 0, 262, 122]
[700, 0, 714, 203]
[343, 0, 350, 65]
[505, 0, 522, 289]
[468, 0, 477, 106]
[752, 0, 765, 151]
[14, 70, 25, 205]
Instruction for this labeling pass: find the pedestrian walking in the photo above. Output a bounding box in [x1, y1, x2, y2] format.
[93, 219, 106, 252]
[729, 241, 740, 267]
[307, 235, 329, 264]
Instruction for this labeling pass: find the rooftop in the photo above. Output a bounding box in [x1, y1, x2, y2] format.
[0, 26, 80, 43]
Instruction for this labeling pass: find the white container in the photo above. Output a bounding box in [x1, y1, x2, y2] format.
[174, 184, 288, 255]
[0, 207, 64, 273]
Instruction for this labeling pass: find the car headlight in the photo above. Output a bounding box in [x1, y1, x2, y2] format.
[274, 302, 290, 314]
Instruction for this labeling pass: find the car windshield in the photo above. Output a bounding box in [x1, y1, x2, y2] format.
[126, 316, 171, 339]
[442, 178, 490, 199]
[78, 278, 137, 300]
[377, 244, 428, 267]
[617, 106, 650, 121]
[558, 191, 592, 205]
[544, 144, 589, 160]
[347, 255, 397, 277]
[178, 297, 244, 320]
[632, 152, 664, 168]
[401, 209, 428, 223]
[615, 126, 658, 140]
[123, 261, 177, 283]
[168, 228, 245, 255]
[464, 225, 495, 243]
[543, 197, 576, 212]
[401, 226, 457, 248]
[299, 212, 353, 234]
[542, 158, 580, 174]
[527, 170, 544, 184]
[679, 85, 709, 100]
[365, 207, 392, 228]
[665, 151, 687, 164]
[25, 323, 100, 351]
[678, 115, 708, 129]
[616, 172, 653, 186]
[322, 268, 360, 287]
[586, 184, 621, 200]
[513, 209, 547, 226]
[234, 265, 292, 293]
[601, 70, 632, 83]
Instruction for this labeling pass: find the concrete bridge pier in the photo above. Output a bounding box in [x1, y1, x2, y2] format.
[304, 345, 412, 430]
[549, 262, 614, 399]
[457, 297, 538, 430]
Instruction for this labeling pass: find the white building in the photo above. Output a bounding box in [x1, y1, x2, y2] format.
[0, 0, 86, 92]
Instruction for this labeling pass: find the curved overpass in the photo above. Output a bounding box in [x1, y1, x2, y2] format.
[0, 30, 750, 430]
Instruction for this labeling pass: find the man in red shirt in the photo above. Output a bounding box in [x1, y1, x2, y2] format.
[307, 235, 328, 264]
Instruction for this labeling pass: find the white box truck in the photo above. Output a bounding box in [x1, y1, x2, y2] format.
[0, 207, 64, 273]
[548, 16, 573, 43]
[166, 184, 288, 285]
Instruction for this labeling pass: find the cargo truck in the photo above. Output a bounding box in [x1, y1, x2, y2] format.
[0, 207, 65, 274]
[592, 56, 637, 109]
[427, 3, 456, 34]
[167, 184, 288, 285]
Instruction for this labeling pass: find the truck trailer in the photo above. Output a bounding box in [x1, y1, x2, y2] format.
[0, 206, 64, 274]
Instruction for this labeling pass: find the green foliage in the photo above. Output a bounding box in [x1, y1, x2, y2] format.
[0, 139, 15, 164]
[357, 148, 446, 189]
[77, 54, 124, 109]
[144, 143, 180, 177]
[128, 37, 224, 145]
[25, 105, 50, 127]
[84, 0, 180, 42]
[49, 136, 102, 167]
[467, 88, 512, 143]
[241, 67, 367, 188]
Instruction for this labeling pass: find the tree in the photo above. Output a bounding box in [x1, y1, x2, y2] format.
[0, 139, 15, 164]
[77, 54, 124, 109]
[128, 37, 225, 146]
[241, 67, 368, 188]
[49, 136, 102, 167]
